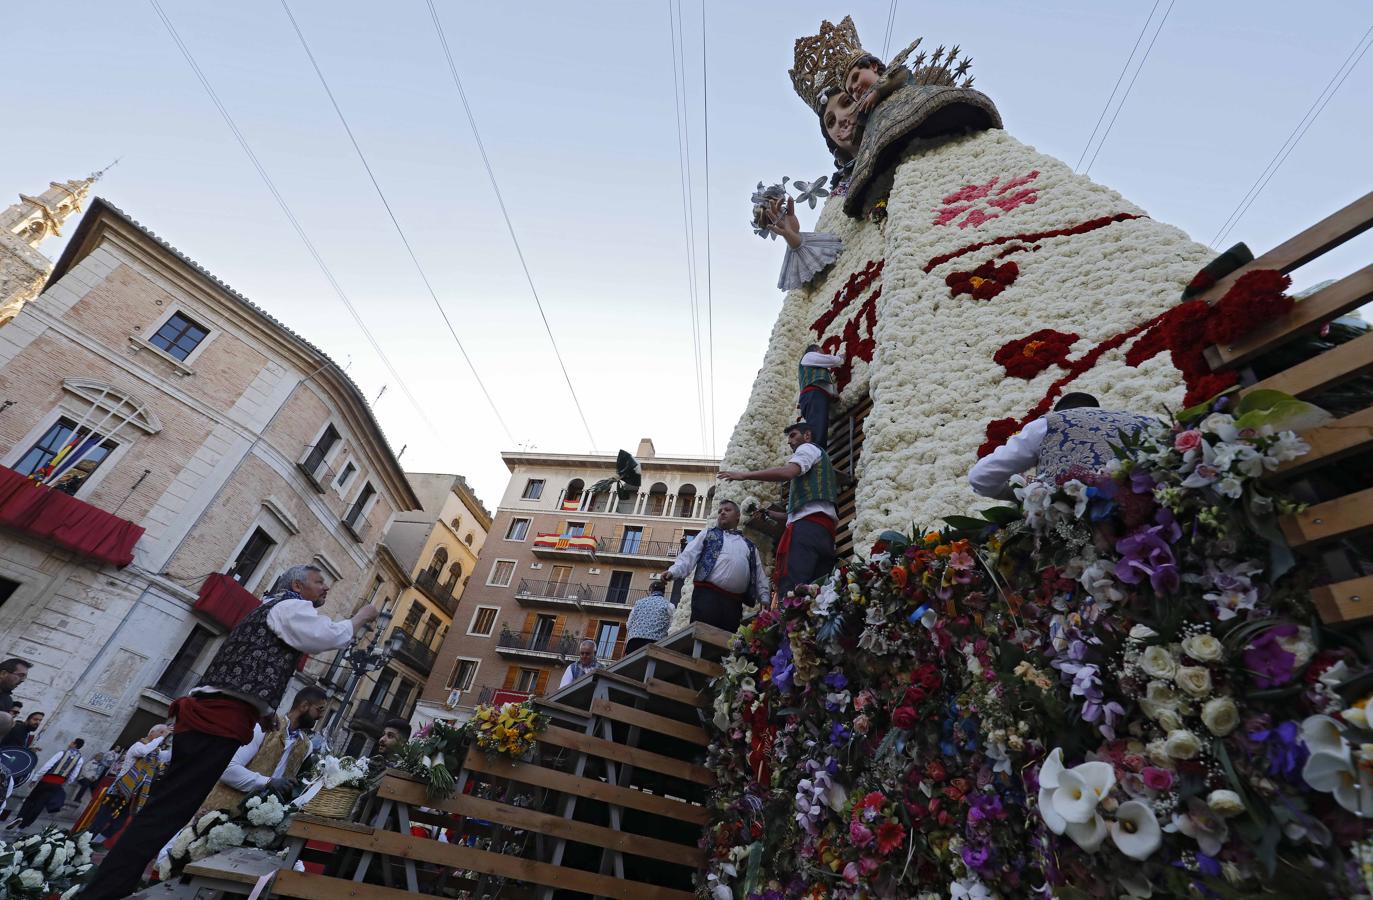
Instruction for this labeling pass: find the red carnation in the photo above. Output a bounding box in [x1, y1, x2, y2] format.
[977, 417, 1021, 458]
[1124, 324, 1169, 367]
[903, 686, 927, 706]
[946, 260, 1019, 301]
[1204, 270, 1294, 345]
[1183, 371, 1239, 407]
[994, 329, 1079, 380]
[926, 760, 947, 782]
[891, 706, 919, 729]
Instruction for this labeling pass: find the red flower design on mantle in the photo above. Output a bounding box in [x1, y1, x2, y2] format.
[809, 259, 885, 391]
[947, 260, 1019, 301]
[993, 329, 1079, 380]
[932, 171, 1040, 229]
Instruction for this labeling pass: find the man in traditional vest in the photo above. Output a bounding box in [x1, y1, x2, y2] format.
[968, 393, 1160, 498]
[558, 640, 602, 689]
[662, 499, 771, 632]
[797, 344, 845, 450]
[199, 685, 329, 813]
[9, 738, 85, 829]
[80, 564, 377, 900]
[720, 422, 839, 599]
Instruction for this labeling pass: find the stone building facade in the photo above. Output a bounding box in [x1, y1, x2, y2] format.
[419, 439, 719, 721]
[0, 192, 419, 760]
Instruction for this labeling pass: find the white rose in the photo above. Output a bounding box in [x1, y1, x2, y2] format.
[1181, 633, 1223, 663]
[1201, 697, 1240, 737]
[1139, 680, 1180, 720]
[1164, 729, 1202, 760]
[1174, 666, 1213, 698]
[1140, 646, 1178, 680]
[1146, 739, 1172, 768]
[1129, 624, 1159, 642]
[18, 869, 44, 889]
[1207, 789, 1244, 817]
[1155, 708, 1184, 733]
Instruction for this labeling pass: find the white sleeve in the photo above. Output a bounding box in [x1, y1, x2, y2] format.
[666, 530, 707, 581]
[266, 597, 355, 653]
[219, 725, 270, 793]
[799, 351, 845, 368]
[778, 232, 843, 290]
[30, 752, 61, 781]
[558, 667, 575, 689]
[968, 417, 1048, 498]
[750, 546, 772, 608]
[788, 443, 822, 475]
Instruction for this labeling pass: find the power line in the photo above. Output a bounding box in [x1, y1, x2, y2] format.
[1082, 0, 1175, 176]
[1211, 25, 1373, 249]
[424, 0, 597, 449]
[700, 0, 716, 454]
[147, 0, 440, 439]
[1073, 0, 1161, 172]
[668, 0, 708, 452]
[881, 0, 899, 61]
[277, 0, 514, 442]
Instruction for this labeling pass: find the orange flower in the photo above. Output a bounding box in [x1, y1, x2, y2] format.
[890, 566, 908, 589]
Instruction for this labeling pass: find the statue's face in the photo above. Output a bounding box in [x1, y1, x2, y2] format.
[823, 91, 859, 156]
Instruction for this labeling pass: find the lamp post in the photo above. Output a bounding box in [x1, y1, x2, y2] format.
[323, 608, 404, 742]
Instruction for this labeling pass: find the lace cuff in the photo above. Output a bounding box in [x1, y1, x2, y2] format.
[777, 232, 844, 290]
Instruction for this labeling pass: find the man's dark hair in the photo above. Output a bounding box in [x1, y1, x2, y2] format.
[72, 738, 85, 749]
[9, 703, 19, 712]
[804, 343, 821, 354]
[717, 499, 740, 511]
[0, 658, 31, 674]
[27, 712, 44, 722]
[783, 421, 814, 435]
[383, 717, 411, 741]
[1054, 393, 1100, 411]
[292, 685, 329, 707]
[847, 54, 886, 79]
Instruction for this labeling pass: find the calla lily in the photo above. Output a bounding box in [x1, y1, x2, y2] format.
[1052, 770, 1099, 824]
[1065, 813, 1108, 851]
[1301, 715, 1348, 759]
[1303, 750, 1373, 816]
[1110, 800, 1163, 859]
[1039, 747, 1065, 789]
[1037, 748, 1069, 834]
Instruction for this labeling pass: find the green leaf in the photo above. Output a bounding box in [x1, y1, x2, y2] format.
[943, 515, 992, 531]
[1233, 390, 1333, 432]
[742, 840, 763, 894]
[979, 505, 1021, 525]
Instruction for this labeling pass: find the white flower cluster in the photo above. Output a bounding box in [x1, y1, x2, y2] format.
[313, 754, 370, 790]
[0, 827, 94, 899]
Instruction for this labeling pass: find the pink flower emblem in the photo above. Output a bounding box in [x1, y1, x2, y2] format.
[932, 171, 1041, 229]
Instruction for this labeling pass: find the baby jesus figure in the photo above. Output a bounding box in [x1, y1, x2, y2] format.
[844, 39, 974, 120]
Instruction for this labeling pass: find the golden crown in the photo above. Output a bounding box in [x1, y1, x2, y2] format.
[790, 16, 868, 114]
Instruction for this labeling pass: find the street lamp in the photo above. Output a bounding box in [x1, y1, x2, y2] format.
[322, 608, 401, 741]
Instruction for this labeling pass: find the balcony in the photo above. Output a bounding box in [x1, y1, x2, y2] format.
[415, 570, 458, 617]
[514, 578, 592, 610]
[581, 584, 645, 613]
[496, 628, 582, 662]
[475, 686, 532, 707]
[297, 443, 340, 494]
[596, 538, 683, 565]
[350, 699, 391, 736]
[0, 464, 144, 567]
[390, 629, 436, 675]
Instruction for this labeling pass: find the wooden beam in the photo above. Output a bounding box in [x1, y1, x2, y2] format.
[1206, 262, 1373, 371]
[1268, 407, 1373, 479]
[460, 750, 709, 824]
[1240, 332, 1373, 399]
[277, 819, 697, 900]
[1280, 487, 1373, 548]
[272, 869, 413, 900]
[539, 724, 716, 785]
[590, 698, 709, 745]
[645, 645, 724, 679]
[1191, 190, 1373, 307]
[1312, 575, 1373, 626]
[680, 621, 735, 651]
[645, 676, 708, 708]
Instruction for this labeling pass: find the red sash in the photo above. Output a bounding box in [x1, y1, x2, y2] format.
[693, 581, 746, 602]
[774, 513, 838, 588]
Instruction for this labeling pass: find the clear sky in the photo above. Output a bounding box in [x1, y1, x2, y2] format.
[5, 1, 1369, 509]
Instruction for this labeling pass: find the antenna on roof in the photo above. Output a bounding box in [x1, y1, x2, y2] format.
[90, 158, 122, 181]
[373, 384, 387, 404]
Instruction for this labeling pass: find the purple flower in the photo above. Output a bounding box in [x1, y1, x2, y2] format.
[1115, 509, 1182, 594]
[829, 721, 851, 746]
[1244, 624, 1298, 688]
[1249, 719, 1306, 778]
[770, 641, 795, 695]
[961, 842, 991, 870]
[1129, 470, 1156, 495]
[824, 670, 849, 691]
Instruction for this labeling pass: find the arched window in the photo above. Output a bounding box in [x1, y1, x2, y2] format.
[464, 533, 474, 546]
[445, 561, 463, 590]
[675, 484, 697, 517]
[427, 547, 448, 575]
[563, 478, 584, 509]
[705, 485, 716, 512]
[645, 482, 669, 516]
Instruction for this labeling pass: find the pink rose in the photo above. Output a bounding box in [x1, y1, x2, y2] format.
[1174, 430, 1202, 452]
[849, 821, 873, 848]
[853, 714, 871, 735]
[1142, 766, 1174, 791]
[1121, 753, 1146, 772]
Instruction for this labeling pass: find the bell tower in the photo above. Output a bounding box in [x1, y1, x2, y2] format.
[1, 167, 108, 327]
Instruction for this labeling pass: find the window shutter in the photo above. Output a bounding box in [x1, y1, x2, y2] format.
[503, 666, 519, 690]
[613, 631, 626, 660]
[611, 525, 624, 546]
[535, 669, 550, 695]
[551, 615, 565, 642]
[642, 526, 653, 543]
[582, 521, 594, 535]
[557, 520, 566, 535]
[522, 612, 536, 636]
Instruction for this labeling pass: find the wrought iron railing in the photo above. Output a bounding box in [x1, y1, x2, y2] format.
[415, 570, 458, 616]
[497, 628, 582, 658]
[515, 578, 591, 603]
[390, 629, 436, 674]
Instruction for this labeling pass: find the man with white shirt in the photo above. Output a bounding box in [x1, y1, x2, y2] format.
[797, 344, 845, 449]
[558, 640, 602, 689]
[968, 393, 1158, 499]
[81, 564, 376, 900]
[9, 738, 84, 829]
[719, 423, 838, 599]
[660, 500, 770, 633]
[199, 685, 328, 813]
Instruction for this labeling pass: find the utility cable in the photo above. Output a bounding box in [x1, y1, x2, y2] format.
[700, 0, 716, 454]
[278, 0, 514, 442]
[425, 0, 597, 449]
[881, 0, 899, 61]
[1083, 0, 1175, 176]
[1073, 0, 1161, 172]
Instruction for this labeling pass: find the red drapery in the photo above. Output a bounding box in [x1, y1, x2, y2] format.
[0, 465, 144, 567]
[193, 573, 261, 630]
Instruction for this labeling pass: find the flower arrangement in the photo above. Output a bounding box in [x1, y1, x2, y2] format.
[397, 718, 467, 800]
[703, 392, 1373, 898]
[0, 828, 94, 900]
[156, 791, 298, 882]
[301, 754, 371, 791]
[467, 700, 547, 762]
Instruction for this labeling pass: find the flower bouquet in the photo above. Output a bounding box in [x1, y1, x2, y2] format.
[157, 790, 299, 882]
[468, 700, 547, 762]
[0, 827, 94, 900]
[299, 755, 370, 819]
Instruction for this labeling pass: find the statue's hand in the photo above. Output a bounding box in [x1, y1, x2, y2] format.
[855, 90, 879, 114]
[767, 197, 803, 249]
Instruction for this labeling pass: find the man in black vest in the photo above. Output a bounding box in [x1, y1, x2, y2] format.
[80, 564, 376, 900]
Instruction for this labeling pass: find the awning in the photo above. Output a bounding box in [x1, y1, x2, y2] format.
[193, 573, 261, 630]
[0, 464, 144, 567]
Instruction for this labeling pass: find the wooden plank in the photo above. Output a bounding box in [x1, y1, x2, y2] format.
[590, 698, 709, 746]
[1206, 262, 1373, 370]
[1240, 331, 1373, 399]
[1191, 190, 1373, 307]
[272, 869, 413, 900]
[1269, 406, 1373, 479]
[679, 621, 734, 651]
[183, 848, 286, 885]
[645, 676, 708, 708]
[1312, 575, 1373, 626]
[539, 724, 715, 785]
[1279, 487, 1373, 548]
[376, 778, 702, 866]
[276, 819, 696, 900]
[645, 645, 724, 679]
[460, 750, 709, 825]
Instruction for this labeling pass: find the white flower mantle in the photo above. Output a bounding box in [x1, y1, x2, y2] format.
[721, 128, 1215, 554]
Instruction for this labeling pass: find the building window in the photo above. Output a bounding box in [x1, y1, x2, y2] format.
[619, 526, 643, 554]
[0, 577, 19, 611]
[445, 562, 462, 591]
[506, 518, 530, 541]
[302, 425, 339, 477]
[155, 625, 214, 695]
[390, 679, 414, 716]
[420, 613, 440, 645]
[148, 311, 209, 361]
[514, 668, 539, 693]
[426, 547, 449, 577]
[531, 614, 556, 651]
[562, 478, 584, 510]
[468, 607, 498, 637]
[565, 521, 586, 537]
[606, 570, 634, 604]
[401, 601, 423, 633]
[595, 621, 621, 659]
[344, 483, 375, 530]
[226, 527, 276, 585]
[335, 461, 356, 488]
[14, 417, 119, 494]
[465, 533, 474, 546]
[488, 560, 516, 587]
[368, 668, 396, 705]
[448, 659, 478, 691]
[521, 479, 545, 500]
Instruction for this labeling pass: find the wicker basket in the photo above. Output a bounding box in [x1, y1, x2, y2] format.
[301, 785, 362, 819]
